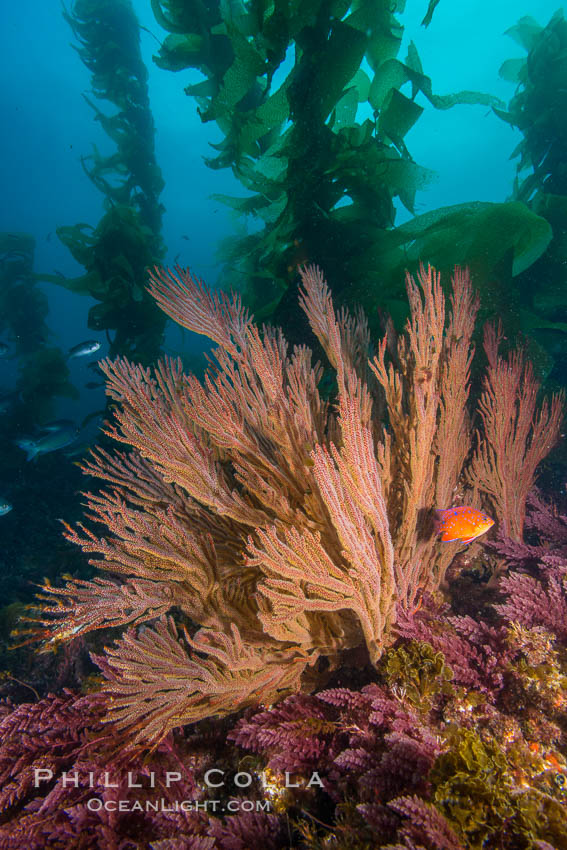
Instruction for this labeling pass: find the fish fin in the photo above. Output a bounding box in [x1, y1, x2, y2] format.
[22, 446, 39, 462]
[459, 535, 475, 544]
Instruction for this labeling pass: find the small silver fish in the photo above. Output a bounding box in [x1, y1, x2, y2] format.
[16, 426, 78, 461]
[67, 340, 101, 360]
[0, 500, 12, 516]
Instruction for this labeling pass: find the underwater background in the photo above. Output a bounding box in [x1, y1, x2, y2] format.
[0, 0, 563, 390]
[1, 1, 567, 848]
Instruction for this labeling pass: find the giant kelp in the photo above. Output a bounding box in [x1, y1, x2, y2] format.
[52, 0, 167, 364]
[493, 10, 567, 385]
[63, 0, 165, 243]
[346, 199, 553, 334]
[0, 232, 76, 428]
[55, 205, 165, 362]
[497, 11, 567, 203]
[151, 0, 501, 335]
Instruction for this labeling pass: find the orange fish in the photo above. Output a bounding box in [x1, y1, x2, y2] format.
[435, 506, 494, 544]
